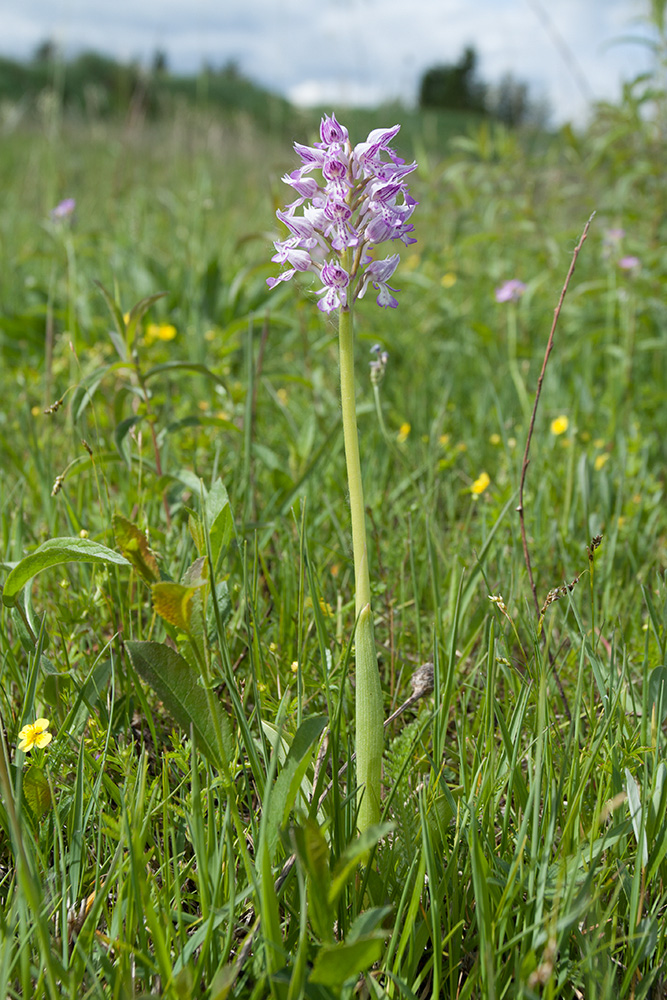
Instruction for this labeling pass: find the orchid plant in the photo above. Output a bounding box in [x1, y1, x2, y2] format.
[268, 114, 417, 831]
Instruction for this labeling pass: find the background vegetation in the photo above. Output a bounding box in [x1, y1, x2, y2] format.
[1, 26, 667, 998]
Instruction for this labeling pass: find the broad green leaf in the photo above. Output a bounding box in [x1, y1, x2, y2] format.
[152, 582, 202, 634]
[309, 935, 384, 988]
[125, 640, 234, 771]
[266, 715, 328, 862]
[23, 766, 51, 819]
[2, 538, 130, 607]
[113, 514, 160, 583]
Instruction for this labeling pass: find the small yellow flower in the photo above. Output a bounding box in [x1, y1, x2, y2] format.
[594, 453, 610, 471]
[277, 388, 289, 405]
[550, 415, 569, 436]
[79, 529, 89, 538]
[439, 433, 451, 447]
[145, 322, 177, 345]
[593, 438, 605, 449]
[471, 471, 490, 495]
[397, 422, 411, 443]
[441, 272, 457, 288]
[123, 312, 131, 325]
[403, 253, 421, 270]
[31, 405, 41, 417]
[18, 718, 52, 753]
[319, 598, 333, 617]
[580, 431, 591, 442]
[290, 661, 299, 674]
[456, 441, 467, 453]
[489, 433, 501, 446]
[198, 400, 210, 411]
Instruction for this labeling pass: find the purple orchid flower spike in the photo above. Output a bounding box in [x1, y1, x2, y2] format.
[267, 113, 417, 312]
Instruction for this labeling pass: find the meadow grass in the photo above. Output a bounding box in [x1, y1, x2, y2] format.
[1, 87, 667, 999]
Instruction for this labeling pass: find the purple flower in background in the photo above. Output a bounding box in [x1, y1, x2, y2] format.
[51, 198, 76, 220]
[267, 113, 417, 312]
[495, 279, 526, 303]
[618, 255, 640, 271]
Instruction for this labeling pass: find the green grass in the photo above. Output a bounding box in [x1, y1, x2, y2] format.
[1, 75, 667, 999]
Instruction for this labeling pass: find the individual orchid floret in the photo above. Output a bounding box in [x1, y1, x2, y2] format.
[316, 260, 350, 313]
[267, 113, 417, 311]
[357, 254, 401, 308]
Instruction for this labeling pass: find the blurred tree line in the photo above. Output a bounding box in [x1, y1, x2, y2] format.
[0, 41, 297, 133]
[419, 46, 549, 127]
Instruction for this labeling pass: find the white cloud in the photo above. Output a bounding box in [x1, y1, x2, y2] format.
[0, 0, 654, 125]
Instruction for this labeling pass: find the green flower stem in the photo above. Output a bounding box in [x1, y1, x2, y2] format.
[338, 301, 383, 831]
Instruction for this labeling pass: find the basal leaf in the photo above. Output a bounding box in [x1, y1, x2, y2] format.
[125, 640, 234, 771]
[2, 538, 130, 607]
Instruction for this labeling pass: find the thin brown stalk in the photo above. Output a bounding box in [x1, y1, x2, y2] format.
[517, 212, 595, 713]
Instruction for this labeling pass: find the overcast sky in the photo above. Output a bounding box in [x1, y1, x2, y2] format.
[3, 0, 655, 124]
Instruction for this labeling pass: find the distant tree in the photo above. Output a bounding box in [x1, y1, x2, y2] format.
[486, 73, 551, 128]
[419, 46, 486, 113]
[152, 49, 168, 75]
[33, 39, 58, 65]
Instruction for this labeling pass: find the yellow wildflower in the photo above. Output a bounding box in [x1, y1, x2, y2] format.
[18, 718, 52, 753]
[471, 472, 490, 495]
[31, 405, 41, 417]
[439, 433, 451, 447]
[593, 438, 605, 449]
[145, 322, 177, 345]
[397, 422, 411, 443]
[594, 453, 610, 471]
[277, 388, 289, 405]
[441, 272, 457, 288]
[290, 661, 299, 674]
[489, 433, 501, 446]
[550, 415, 569, 436]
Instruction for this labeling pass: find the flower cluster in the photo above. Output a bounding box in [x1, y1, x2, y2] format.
[267, 114, 417, 313]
